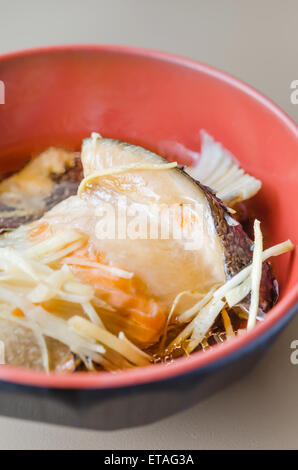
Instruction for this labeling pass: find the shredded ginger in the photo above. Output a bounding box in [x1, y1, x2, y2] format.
[247, 220, 263, 330]
[78, 161, 178, 196]
[0, 229, 151, 372]
[168, 225, 294, 354]
[0, 205, 294, 369]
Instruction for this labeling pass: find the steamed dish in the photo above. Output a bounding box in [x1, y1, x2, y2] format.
[0, 132, 293, 373]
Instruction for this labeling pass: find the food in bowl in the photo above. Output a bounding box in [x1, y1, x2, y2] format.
[0, 131, 293, 373]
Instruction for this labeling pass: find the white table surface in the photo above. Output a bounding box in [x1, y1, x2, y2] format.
[0, 0, 297, 450]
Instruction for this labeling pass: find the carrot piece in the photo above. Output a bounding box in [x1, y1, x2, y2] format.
[12, 308, 25, 318]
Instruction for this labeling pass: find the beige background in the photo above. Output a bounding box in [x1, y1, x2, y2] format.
[0, 0, 297, 450]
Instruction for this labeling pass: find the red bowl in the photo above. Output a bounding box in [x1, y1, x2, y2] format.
[0, 45, 297, 429]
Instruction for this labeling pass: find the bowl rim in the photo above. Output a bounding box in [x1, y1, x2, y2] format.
[0, 43, 297, 390]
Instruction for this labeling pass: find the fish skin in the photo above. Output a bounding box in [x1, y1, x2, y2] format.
[181, 171, 278, 312]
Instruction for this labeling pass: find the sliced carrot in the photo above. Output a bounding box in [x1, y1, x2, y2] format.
[29, 222, 50, 241]
[73, 265, 166, 345]
[12, 308, 25, 318]
[60, 243, 166, 345]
